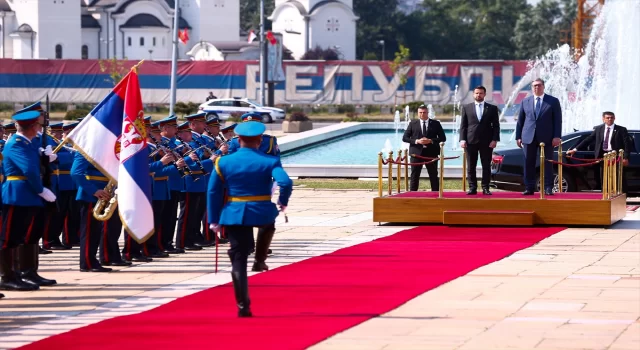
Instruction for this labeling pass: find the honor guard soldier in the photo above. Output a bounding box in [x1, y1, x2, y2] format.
[0, 110, 57, 292]
[175, 119, 215, 250]
[227, 113, 280, 157]
[186, 112, 217, 247]
[3, 122, 16, 140]
[156, 115, 185, 254]
[221, 123, 237, 141]
[57, 122, 82, 248]
[71, 149, 122, 272]
[208, 119, 292, 317]
[41, 122, 76, 250]
[140, 117, 177, 259]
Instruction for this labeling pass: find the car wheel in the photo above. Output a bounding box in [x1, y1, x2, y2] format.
[261, 113, 273, 124]
[536, 173, 576, 193]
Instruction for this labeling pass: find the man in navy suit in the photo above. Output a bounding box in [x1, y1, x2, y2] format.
[515, 78, 563, 195]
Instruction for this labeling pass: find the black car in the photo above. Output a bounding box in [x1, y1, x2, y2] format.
[491, 130, 640, 194]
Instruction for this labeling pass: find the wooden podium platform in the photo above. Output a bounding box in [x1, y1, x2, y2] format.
[373, 191, 627, 226]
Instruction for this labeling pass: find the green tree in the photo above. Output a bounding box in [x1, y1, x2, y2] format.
[389, 44, 412, 105]
[240, 0, 275, 33]
[353, 0, 400, 60]
[513, 0, 571, 59]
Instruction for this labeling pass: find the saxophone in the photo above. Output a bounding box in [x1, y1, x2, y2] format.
[93, 180, 118, 221]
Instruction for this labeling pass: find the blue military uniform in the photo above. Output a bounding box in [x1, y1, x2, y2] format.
[40, 125, 75, 250]
[0, 110, 57, 292]
[155, 116, 186, 254]
[227, 113, 280, 157]
[55, 122, 82, 247]
[71, 151, 123, 272]
[175, 117, 214, 250]
[207, 120, 292, 317]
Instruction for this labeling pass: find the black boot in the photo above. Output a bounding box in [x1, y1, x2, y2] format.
[231, 270, 252, 317]
[251, 225, 275, 272]
[18, 244, 56, 286]
[0, 248, 38, 291]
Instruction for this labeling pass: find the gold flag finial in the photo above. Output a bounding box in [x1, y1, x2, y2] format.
[131, 59, 145, 74]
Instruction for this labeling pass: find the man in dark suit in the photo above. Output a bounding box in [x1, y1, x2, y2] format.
[515, 78, 563, 195]
[567, 111, 631, 192]
[402, 105, 446, 191]
[459, 85, 501, 195]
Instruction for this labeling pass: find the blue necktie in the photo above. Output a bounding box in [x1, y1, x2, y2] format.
[535, 97, 541, 118]
[476, 103, 482, 121]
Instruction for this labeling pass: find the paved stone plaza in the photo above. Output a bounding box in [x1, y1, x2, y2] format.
[0, 189, 638, 350]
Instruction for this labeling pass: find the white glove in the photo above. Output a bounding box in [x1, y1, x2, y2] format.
[38, 188, 56, 202]
[38, 147, 45, 155]
[209, 223, 220, 233]
[48, 153, 58, 162]
[44, 145, 53, 155]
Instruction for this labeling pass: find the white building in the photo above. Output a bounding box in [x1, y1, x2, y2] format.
[269, 0, 358, 60]
[0, 0, 248, 60]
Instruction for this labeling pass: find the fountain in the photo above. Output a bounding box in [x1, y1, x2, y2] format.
[450, 85, 461, 151]
[502, 0, 640, 136]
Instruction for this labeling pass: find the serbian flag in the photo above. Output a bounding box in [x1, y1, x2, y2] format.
[248, 30, 257, 43]
[65, 66, 154, 243]
[178, 28, 189, 44]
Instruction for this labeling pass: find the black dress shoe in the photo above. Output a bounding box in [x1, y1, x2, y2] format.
[544, 189, 554, 196]
[466, 189, 477, 195]
[522, 190, 535, 195]
[146, 251, 169, 258]
[163, 247, 185, 254]
[45, 244, 71, 251]
[482, 188, 492, 195]
[184, 245, 202, 251]
[39, 247, 52, 254]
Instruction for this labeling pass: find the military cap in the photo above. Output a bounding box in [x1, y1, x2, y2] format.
[62, 122, 79, 131]
[185, 112, 207, 122]
[49, 122, 64, 132]
[235, 121, 265, 137]
[240, 112, 263, 122]
[12, 110, 41, 125]
[16, 101, 43, 115]
[4, 122, 16, 133]
[221, 123, 237, 132]
[158, 115, 178, 127]
[178, 121, 191, 132]
[144, 116, 152, 126]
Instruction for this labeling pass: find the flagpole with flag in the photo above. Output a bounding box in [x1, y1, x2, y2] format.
[53, 60, 155, 244]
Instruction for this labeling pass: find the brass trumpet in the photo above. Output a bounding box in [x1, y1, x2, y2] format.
[93, 180, 118, 221]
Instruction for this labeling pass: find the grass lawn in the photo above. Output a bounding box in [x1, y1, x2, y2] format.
[293, 178, 464, 191]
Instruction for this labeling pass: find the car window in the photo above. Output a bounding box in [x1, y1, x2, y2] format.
[218, 101, 234, 107]
[208, 101, 220, 106]
[239, 101, 251, 108]
[561, 134, 587, 150]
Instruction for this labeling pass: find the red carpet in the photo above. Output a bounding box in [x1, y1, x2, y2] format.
[20, 226, 564, 350]
[391, 191, 603, 200]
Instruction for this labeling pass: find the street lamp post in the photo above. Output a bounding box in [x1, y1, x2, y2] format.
[169, 0, 180, 116]
[378, 40, 385, 61]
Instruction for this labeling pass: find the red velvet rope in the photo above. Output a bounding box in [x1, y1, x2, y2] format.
[411, 154, 461, 161]
[547, 159, 601, 167]
[565, 155, 603, 162]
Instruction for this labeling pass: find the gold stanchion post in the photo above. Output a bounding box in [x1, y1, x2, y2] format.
[558, 142, 563, 193]
[404, 149, 409, 192]
[396, 149, 401, 193]
[377, 152, 383, 197]
[618, 149, 625, 195]
[438, 142, 445, 198]
[602, 152, 609, 200]
[388, 151, 393, 195]
[462, 147, 467, 192]
[539, 142, 545, 199]
[611, 151, 617, 195]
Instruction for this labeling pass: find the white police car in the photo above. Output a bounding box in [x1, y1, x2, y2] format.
[197, 97, 285, 123]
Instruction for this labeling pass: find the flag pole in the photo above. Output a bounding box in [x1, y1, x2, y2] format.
[53, 59, 145, 154]
[169, 0, 180, 116]
[259, 0, 266, 105]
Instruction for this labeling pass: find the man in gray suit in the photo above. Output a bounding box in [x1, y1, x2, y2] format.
[515, 78, 563, 195]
